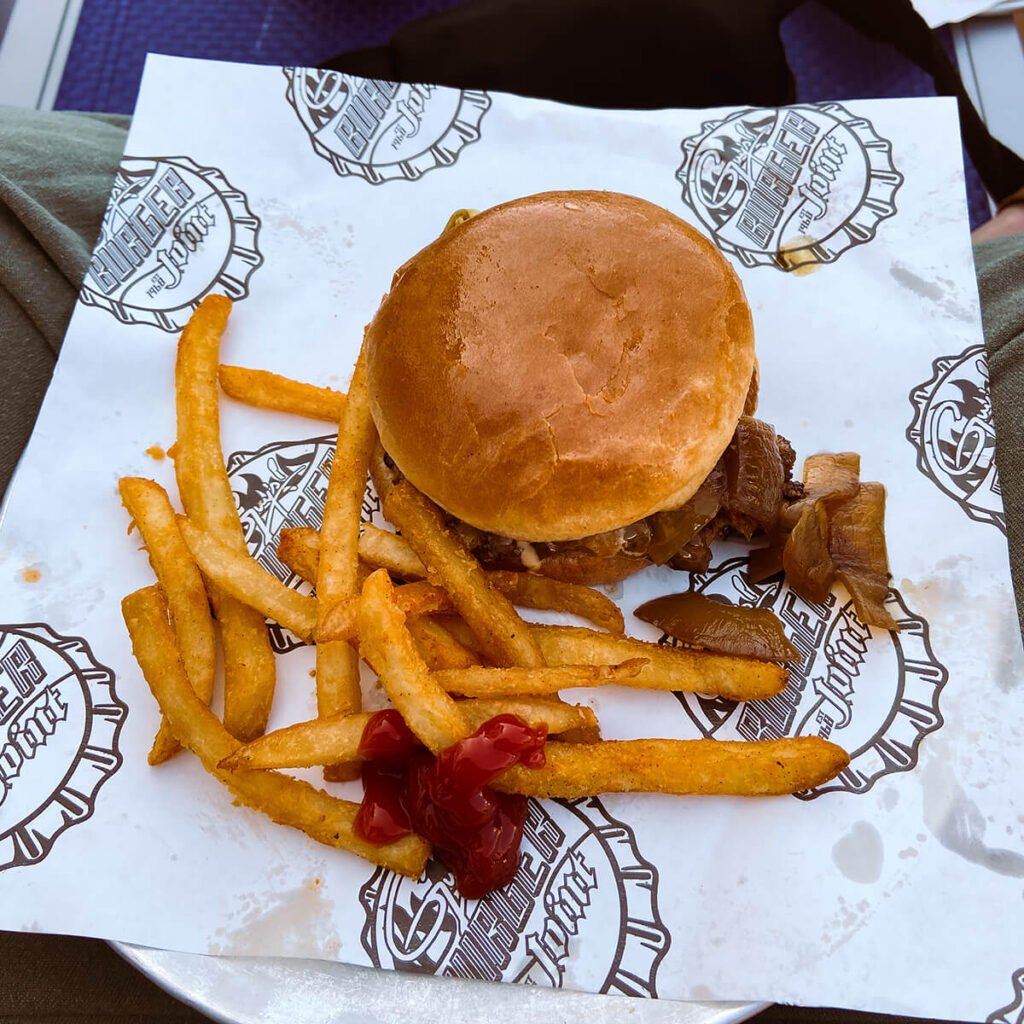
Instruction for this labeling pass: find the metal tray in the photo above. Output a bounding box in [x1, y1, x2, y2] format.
[113, 941, 765, 1024]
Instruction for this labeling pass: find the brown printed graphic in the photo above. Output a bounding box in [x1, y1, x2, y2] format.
[988, 969, 1024, 1024]
[80, 156, 263, 332]
[359, 796, 668, 994]
[0, 624, 125, 871]
[907, 343, 1005, 534]
[283, 68, 490, 184]
[227, 435, 379, 653]
[677, 102, 902, 271]
[672, 556, 947, 797]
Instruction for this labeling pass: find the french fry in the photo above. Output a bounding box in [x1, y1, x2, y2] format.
[121, 584, 428, 876]
[467, 698, 599, 744]
[359, 524, 427, 579]
[430, 614, 488, 656]
[278, 527, 372, 591]
[179, 519, 317, 643]
[485, 570, 624, 634]
[407, 617, 482, 670]
[315, 644, 361, 780]
[316, 349, 377, 780]
[316, 583, 458, 644]
[316, 598, 358, 644]
[295, 525, 624, 637]
[374, 476, 545, 668]
[307, 527, 624, 632]
[386, 580, 456, 617]
[221, 713, 369, 771]
[220, 698, 598, 771]
[493, 736, 849, 798]
[118, 477, 216, 764]
[359, 615, 784, 702]
[174, 295, 276, 741]
[435, 660, 647, 697]
[277, 527, 321, 583]
[219, 364, 345, 422]
[358, 569, 470, 752]
[532, 625, 787, 701]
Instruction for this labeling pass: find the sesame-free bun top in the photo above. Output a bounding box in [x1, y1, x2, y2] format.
[365, 191, 755, 542]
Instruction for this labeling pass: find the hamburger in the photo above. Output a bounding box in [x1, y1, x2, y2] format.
[365, 190, 799, 586]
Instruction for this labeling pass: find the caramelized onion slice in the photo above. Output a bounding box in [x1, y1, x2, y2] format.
[782, 452, 860, 529]
[782, 501, 835, 604]
[646, 471, 723, 565]
[634, 592, 800, 662]
[666, 526, 718, 574]
[725, 417, 784, 536]
[829, 483, 899, 631]
[747, 541, 785, 583]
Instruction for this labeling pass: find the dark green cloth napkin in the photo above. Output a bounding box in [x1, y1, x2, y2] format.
[0, 105, 128, 496]
[976, 233, 1024, 632]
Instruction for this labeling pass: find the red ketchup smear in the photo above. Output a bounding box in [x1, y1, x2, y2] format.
[355, 710, 547, 898]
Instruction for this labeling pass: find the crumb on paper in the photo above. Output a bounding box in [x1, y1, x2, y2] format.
[309, 669, 316, 678]
[20, 567, 42, 584]
[145, 444, 166, 461]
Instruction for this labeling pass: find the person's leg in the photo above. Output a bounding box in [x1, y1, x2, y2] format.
[0, 106, 128, 496]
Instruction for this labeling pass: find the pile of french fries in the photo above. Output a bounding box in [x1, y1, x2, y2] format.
[120, 294, 850, 883]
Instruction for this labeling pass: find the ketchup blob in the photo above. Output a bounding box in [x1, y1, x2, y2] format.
[354, 709, 547, 897]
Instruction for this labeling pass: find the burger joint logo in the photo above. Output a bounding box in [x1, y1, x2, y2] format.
[677, 102, 903, 271]
[672, 556, 947, 797]
[987, 968, 1024, 1024]
[283, 68, 491, 184]
[80, 156, 263, 332]
[359, 796, 669, 994]
[907, 344, 1005, 534]
[0, 624, 125, 871]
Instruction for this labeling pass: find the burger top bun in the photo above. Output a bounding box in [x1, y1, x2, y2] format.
[365, 190, 755, 543]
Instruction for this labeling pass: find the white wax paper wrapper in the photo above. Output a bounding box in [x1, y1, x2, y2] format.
[911, 0, 1008, 24]
[1, 54, 1022, 1022]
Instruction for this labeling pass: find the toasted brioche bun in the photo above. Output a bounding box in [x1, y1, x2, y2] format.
[365, 191, 754, 542]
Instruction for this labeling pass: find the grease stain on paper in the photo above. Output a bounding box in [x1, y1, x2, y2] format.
[922, 757, 1024, 878]
[208, 875, 340, 958]
[889, 262, 972, 321]
[820, 893, 876, 956]
[778, 236, 821, 275]
[832, 821, 884, 884]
